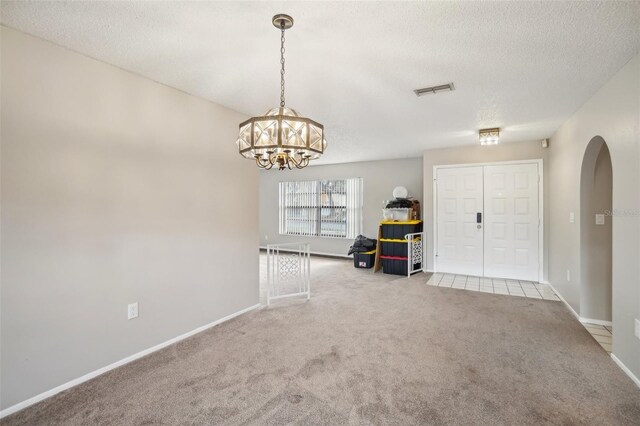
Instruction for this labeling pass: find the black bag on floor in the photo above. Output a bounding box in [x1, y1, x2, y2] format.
[348, 235, 377, 256]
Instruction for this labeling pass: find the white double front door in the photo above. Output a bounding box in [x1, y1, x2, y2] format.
[436, 162, 540, 281]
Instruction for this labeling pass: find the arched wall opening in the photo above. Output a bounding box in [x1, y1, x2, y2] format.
[579, 136, 613, 322]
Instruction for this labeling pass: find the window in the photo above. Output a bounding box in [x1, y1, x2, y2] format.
[279, 178, 363, 238]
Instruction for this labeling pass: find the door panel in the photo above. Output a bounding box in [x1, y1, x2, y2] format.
[483, 164, 539, 281]
[436, 167, 484, 276]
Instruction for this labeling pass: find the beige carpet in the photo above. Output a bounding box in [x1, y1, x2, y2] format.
[3, 256, 640, 425]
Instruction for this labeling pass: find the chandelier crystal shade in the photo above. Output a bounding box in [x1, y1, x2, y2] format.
[236, 14, 326, 170]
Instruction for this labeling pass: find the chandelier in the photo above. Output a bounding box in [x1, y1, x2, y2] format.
[236, 14, 326, 170]
[479, 128, 500, 145]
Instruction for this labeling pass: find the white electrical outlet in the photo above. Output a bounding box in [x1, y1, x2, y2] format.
[265, 235, 268, 241]
[127, 302, 138, 320]
[635, 319, 640, 340]
[566, 269, 571, 282]
[595, 214, 605, 225]
[569, 212, 575, 223]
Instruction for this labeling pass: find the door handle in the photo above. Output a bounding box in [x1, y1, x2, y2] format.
[476, 212, 482, 223]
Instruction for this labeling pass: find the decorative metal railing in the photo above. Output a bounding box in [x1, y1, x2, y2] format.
[266, 243, 311, 306]
[404, 232, 424, 276]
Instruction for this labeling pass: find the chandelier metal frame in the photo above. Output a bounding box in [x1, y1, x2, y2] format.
[236, 14, 326, 170]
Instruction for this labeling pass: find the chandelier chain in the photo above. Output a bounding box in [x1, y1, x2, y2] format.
[280, 23, 286, 107]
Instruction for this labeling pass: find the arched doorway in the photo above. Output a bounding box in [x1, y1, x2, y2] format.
[580, 136, 613, 328]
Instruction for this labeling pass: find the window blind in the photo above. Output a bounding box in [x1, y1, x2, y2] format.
[279, 178, 362, 239]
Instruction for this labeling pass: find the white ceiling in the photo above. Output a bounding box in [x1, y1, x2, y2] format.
[2, 1, 639, 164]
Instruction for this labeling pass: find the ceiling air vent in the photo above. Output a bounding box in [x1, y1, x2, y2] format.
[414, 83, 455, 97]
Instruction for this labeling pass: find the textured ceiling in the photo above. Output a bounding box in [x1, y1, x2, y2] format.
[2, 1, 639, 164]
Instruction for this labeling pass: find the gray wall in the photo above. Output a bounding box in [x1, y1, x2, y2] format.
[259, 158, 423, 256]
[580, 139, 612, 322]
[422, 141, 550, 280]
[548, 53, 640, 379]
[1, 27, 259, 410]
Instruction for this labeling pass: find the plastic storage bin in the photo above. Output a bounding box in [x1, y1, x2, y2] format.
[380, 220, 423, 239]
[380, 239, 409, 257]
[380, 256, 409, 276]
[353, 250, 375, 269]
[382, 208, 411, 221]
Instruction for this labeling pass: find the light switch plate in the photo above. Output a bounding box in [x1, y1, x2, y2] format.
[128, 302, 139, 320]
[595, 214, 605, 225]
[569, 212, 575, 223]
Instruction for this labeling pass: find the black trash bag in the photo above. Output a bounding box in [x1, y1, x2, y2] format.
[386, 198, 413, 208]
[348, 235, 377, 256]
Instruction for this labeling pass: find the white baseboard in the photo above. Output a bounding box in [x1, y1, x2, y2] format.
[579, 317, 612, 327]
[545, 281, 581, 321]
[545, 283, 638, 388]
[259, 246, 351, 259]
[0, 303, 262, 419]
[611, 354, 640, 389]
[543, 282, 613, 326]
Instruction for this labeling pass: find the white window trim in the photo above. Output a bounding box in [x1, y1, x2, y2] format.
[279, 178, 363, 239]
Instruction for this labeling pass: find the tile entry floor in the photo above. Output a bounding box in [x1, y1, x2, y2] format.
[582, 322, 613, 354]
[426, 273, 561, 301]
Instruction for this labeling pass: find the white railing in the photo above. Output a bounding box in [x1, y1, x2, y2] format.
[266, 243, 311, 306]
[405, 232, 424, 277]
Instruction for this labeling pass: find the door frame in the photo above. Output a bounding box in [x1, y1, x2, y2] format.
[433, 159, 544, 281]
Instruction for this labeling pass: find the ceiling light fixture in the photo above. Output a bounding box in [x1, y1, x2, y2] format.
[236, 14, 326, 170]
[479, 128, 500, 145]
